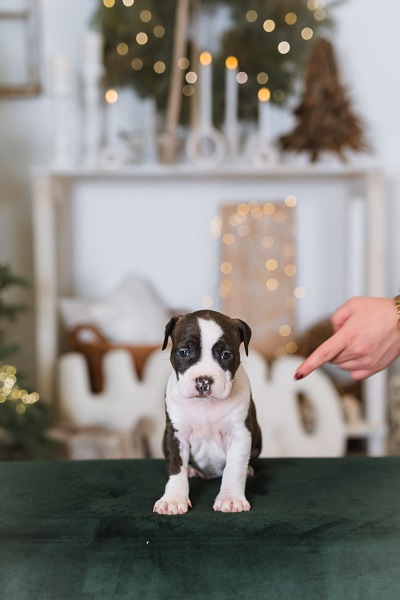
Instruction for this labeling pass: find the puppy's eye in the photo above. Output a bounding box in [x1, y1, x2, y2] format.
[221, 351, 232, 361]
[179, 349, 189, 358]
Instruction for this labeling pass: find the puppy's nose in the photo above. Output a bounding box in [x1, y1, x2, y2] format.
[195, 377, 213, 394]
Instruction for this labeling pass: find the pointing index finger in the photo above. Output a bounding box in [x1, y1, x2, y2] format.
[294, 330, 347, 379]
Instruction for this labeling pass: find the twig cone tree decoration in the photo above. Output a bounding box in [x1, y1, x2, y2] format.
[279, 37, 367, 162]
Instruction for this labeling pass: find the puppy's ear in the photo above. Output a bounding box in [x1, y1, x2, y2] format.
[235, 319, 252, 356]
[162, 315, 182, 350]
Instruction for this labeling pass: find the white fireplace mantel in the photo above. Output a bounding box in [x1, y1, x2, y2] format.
[31, 162, 387, 454]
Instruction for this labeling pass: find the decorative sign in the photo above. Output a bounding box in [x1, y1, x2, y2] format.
[219, 199, 301, 359]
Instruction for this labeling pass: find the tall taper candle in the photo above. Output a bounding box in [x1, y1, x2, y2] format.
[224, 56, 238, 131]
[82, 30, 103, 67]
[224, 55, 239, 160]
[104, 88, 119, 147]
[199, 51, 213, 129]
[258, 87, 272, 144]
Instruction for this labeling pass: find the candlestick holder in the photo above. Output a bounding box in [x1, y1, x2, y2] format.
[224, 124, 241, 163]
[49, 55, 74, 169]
[81, 62, 103, 168]
[244, 132, 280, 167]
[186, 126, 226, 168]
[141, 97, 158, 164]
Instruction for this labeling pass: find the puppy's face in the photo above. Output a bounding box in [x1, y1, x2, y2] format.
[163, 310, 251, 401]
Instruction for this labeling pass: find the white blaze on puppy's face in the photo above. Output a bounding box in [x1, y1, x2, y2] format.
[177, 318, 233, 400]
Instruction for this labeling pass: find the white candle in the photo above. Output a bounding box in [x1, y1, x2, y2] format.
[199, 51, 213, 129]
[98, 88, 125, 170]
[81, 30, 103, 67]
[224, 56, 239, 132]
[258, 87, 272, 144]
[49, 54, 72, 95]
[104, 89, 119, 146]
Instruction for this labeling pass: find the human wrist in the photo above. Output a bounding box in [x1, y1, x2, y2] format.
[393, 295, 400, 331]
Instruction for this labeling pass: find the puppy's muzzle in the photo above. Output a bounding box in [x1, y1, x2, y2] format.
[195, 376, 214, 395]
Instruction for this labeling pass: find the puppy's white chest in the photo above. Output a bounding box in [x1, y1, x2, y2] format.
[187, 414, 229, 476]
[190, 438, 227, 477]
[172, 399, 246, 477]
[178, 401, 232, 441]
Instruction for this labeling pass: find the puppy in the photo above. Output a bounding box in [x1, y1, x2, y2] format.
[153, 310, 262, 515]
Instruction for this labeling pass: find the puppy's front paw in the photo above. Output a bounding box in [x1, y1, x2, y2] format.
[213, 495, 250, 513]
[153, 495, 192, 515]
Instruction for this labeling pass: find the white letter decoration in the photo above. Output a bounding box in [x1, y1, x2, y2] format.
[58, 349, 346, 459]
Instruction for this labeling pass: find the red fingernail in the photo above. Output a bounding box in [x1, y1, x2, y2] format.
[295, 371, 304, 380]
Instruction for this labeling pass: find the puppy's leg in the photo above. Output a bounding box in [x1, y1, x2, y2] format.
[213, 428, 252, 513]
[153, 427, 191, 515]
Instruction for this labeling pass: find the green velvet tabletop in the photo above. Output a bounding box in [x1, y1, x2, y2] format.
[0, 457, 400, 599]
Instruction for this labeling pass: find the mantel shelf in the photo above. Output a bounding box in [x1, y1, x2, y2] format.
[32, 160, 381, 181]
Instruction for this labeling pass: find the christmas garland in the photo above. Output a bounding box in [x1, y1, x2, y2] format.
[92, 0, 340, 125]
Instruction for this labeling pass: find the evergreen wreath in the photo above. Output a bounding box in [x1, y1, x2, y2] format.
[92, 0, 341, 125]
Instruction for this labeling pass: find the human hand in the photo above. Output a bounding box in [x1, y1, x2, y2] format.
[294, 296, 400, 381]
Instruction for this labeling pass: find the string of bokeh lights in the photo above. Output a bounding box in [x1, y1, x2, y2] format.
[207, 196, 306, 356]
[102, 0, 326, 102]
[0, 364, 40, 414]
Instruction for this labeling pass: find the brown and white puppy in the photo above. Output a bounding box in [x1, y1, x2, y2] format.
[153, 310, 262, 515]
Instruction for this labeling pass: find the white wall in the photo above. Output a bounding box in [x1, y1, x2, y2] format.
[337, 0, 400, 285]
[69, 173, 351, 319]
[1, 0, 400, 386]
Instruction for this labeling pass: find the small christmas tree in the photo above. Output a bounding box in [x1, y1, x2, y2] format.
[0, 262, 56, 460]
[0, 262, 27, 361]
[279, 37, 367, 162]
